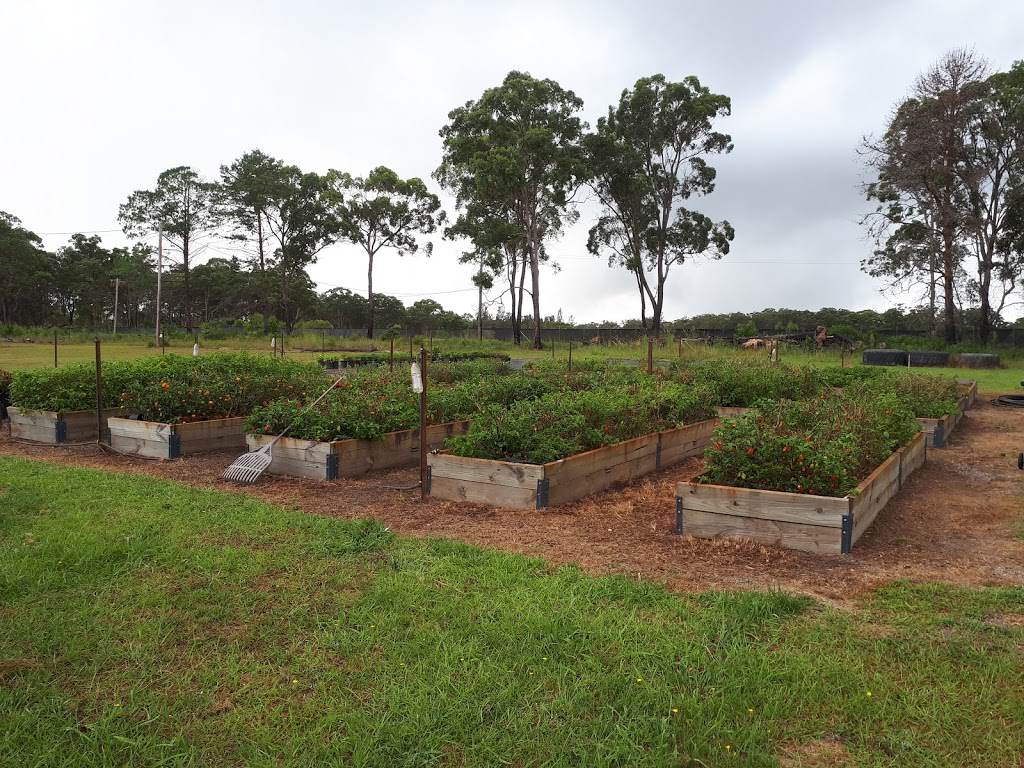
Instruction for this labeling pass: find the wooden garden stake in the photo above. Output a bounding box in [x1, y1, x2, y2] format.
[94, 338, 103, 444]
[53, 329, 58, 368]
[647, 339, 654, 375]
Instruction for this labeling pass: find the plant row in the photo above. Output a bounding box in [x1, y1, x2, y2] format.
[700, 385, 925, 497]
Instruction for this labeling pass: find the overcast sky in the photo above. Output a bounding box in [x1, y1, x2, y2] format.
[4, 0, 1023, 324]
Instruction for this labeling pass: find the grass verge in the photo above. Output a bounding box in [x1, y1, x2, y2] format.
[0, 458, 1022, 766]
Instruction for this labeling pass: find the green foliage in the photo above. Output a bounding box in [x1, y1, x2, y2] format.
[10, 361, 140, 412]
[701, 390, 920, 496]
[736, 319, 758, 337]
[9, 353, 328, 422]
[681, 359, 819, 407]
[448, 379, 717, 463]
[0, 368, 12, 416]
[586, 74, 734, 333]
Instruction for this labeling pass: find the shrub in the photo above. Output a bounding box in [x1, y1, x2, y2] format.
[701, 390, 919, 497]
[447, 380, 717, 464]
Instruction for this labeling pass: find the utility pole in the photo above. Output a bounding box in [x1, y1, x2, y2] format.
[478, 251, 484, 342]
[111, 278, 122, 334]
[155, 222, 163, 346]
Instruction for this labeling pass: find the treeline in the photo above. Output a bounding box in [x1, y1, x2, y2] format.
[0, 213, 467, 335]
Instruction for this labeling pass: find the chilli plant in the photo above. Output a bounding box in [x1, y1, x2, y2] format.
[701, 389, 919, 497]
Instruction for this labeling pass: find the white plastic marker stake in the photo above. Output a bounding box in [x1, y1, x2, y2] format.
[411, 362, 423, 393]
[193, 342, 199, 357]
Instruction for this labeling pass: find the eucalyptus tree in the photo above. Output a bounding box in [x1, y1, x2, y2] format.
[585, 74, 734, 336]
[215, 149, 287, 321]
[862, 49, 990, 343]
[436, 71, 588, 348]
[261, 168, 343, 332]
[960, 61, 1024, 341]
[330, 166, 444, 339]
[119, 166, 216, 331]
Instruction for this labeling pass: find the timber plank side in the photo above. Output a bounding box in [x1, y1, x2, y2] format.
[246, 421, 473, 480]
[545, 448, 659, 507]
[8, 421, 57, 443]
[7, 407, 119, 444]
[246, 435, 333, 480]
[107, 418, 173, 441]
[680, 509, 843, 554]
[544, 433, 659, 487]
[849, 451, 902, 545]
[659, 419, 717, 460]
[428, 453, 545, 488]
[899, 431, 927, 480]
[957, 380, 978, 409]
[264, 454, 330, 481]
[681, 483, 848, 528]
[109, 417, 246, 459]
[428, 475, 538, 508]
[428, 420, 720, 509]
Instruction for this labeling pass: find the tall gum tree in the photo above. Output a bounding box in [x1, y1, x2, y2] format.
[585, 74, 734, 336]
[330, 166, 444, 339]
[862, 49, 989, 343]
[119, 166, 215, 332]
[261, 168, 341, 331]
[436, 71, 587, 349]
[215, 149, 287, 326]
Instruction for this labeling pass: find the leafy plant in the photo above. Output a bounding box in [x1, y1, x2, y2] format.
[701, 390, 919, 497]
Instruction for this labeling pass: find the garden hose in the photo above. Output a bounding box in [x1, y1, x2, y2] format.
[991, 395, 1024, 407]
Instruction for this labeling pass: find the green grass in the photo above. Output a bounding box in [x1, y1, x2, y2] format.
[1, 459, 1021, 766]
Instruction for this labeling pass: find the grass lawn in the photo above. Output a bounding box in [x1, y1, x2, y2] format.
[0, 458, 1021, 766]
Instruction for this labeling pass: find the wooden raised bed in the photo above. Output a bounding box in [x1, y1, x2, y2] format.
[108, 416, 247, 459]
[427, 418, 718, 510]
[917, 381, 975, 448]
[6, 406, 121, 444]
[957, 379, 978, 409]
[676, 431, 926, 554]
[245, 420, 472, 480]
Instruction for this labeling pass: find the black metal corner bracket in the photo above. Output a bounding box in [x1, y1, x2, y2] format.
[841, 514, 853, 554]
[536, 478, 549, 509]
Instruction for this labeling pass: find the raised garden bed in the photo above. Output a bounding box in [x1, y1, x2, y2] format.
[676, 431, 926, 554]
[6, 406, 121, 444]
[108, 416, 247, 459]
[427, 418, 718, 509]
[917, 381, 975, 448]
[245, 420, 472, 480]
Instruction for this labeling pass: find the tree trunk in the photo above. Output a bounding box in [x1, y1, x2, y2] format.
[515, 253, 527, 346]
[942, 223, 957, 344]
[530, 249, 542, 349]
[366, 251, 375, 339]
[182, 239, 193, 332]
[257, 213, 269, 329]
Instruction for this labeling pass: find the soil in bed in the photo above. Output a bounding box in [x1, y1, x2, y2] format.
[3, 396, 1022, 605]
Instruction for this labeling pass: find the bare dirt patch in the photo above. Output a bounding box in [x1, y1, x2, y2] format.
[3, 397, 1023, 602]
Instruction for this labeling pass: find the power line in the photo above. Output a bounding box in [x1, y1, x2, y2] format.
[37, 228, 123, 235]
